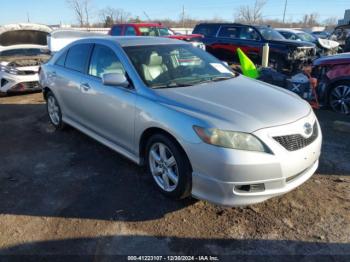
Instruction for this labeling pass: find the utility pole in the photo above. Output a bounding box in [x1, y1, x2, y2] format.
[181, 5, 185, 28]
[282, 0, 288, 23]
[27, 12, 30, 23]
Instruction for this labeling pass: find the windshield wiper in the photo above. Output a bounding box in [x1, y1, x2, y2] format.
[187, 75, 234, 85]
[210, 76, 234, 82]
[152, 81, 193, 89]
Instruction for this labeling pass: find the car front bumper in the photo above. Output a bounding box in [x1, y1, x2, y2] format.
[185, 111, 322, 206]
[0, 71, 41, 94]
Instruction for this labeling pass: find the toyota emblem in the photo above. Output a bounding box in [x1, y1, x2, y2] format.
[303, 123, 313, 136]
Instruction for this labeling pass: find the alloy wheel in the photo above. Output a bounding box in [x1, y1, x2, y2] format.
[329, 85, 350, 114]
[148, 142, 179, 192]
[47, 95, 60, 125]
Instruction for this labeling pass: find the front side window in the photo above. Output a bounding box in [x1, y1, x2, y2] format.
[65, 44, 92, 73]
[218, 26, 239, 38]
[239, 27, 260, 41]
[89, 45, 125, 78]
[139, 27, 174, 37]
[123, 44, 235, 89]
[158, 28, 174, 36]
[297, 32, 316, 42]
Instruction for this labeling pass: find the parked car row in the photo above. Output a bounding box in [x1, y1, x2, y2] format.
[1, 22, 349, 115]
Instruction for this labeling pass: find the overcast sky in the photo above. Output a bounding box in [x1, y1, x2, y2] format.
[0, 0, 348, 25]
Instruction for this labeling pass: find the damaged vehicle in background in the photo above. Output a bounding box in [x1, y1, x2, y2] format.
[313, 53, 350, 114]
[329, 24, 350, 53]
[109, 23, 205, 50]
[0, 23, 52, 95]
[277, 28, 339, 56]
[192, 23, 316, 73]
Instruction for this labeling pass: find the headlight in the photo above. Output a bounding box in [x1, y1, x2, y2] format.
[0, 65, 20, 75]
[193, 126, 269, 153]
[191, 41, 206, 50]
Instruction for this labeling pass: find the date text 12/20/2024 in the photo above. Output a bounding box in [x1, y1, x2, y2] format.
[127, 256, 220, 261]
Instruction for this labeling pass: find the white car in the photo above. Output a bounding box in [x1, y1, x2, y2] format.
[0, 23, 51, 95]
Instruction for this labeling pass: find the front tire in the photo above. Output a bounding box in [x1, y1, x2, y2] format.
[145, 134, 192, 200]
[328, 83, 350, 114]
[46, 91, 65, 129]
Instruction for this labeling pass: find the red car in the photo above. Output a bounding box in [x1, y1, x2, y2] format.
[109, 23, 205, 49]
[313, 53, 350, 114]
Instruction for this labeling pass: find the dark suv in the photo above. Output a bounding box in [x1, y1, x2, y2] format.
[193, 23, 316, 73]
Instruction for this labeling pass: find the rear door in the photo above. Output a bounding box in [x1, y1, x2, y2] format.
[78, 43, 136, 152]
[53, 43, 93, 123]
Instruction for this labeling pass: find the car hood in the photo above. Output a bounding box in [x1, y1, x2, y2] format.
[268, 39, 315, 48]
[313, 53, 350, 66]
[154, 75, 311, 133]
[0, 23, 51, 47]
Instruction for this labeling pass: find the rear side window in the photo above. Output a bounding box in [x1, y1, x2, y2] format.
[125, 26, 136, 36]
[193, 24, 220, 37]
[111, 26, 123, 36]
[218, 26, 239, 38]
[65, 44, 92, 73]
[89, 45, 125, 78]
[55, 51, 67, 67]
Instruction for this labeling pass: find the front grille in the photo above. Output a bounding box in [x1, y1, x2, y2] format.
[273, 122, 318, 151]
[10, 81, 40, 91]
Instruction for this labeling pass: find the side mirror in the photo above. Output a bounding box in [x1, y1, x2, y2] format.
[102, 73, 129, 88]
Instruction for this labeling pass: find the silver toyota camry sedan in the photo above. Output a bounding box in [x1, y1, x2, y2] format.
[39, 36, 322, 206]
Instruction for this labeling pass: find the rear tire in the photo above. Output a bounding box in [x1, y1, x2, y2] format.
[46, 91, 65, 129]
[145, 134, 192, 200]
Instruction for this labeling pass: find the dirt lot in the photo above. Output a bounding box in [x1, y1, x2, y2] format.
[0, 93, 349, 260]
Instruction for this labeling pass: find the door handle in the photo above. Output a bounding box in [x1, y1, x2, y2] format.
[80, 83, 90, 91]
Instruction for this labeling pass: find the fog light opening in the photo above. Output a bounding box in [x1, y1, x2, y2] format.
[235, 183, 265, 193]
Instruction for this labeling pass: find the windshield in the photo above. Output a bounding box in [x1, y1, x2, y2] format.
[257, 27, 285, 40]
[297, 32, 316, 42]
[0, 48, 50, 57]
[139, 27, 175, 37]
[123, 44, 236, 89]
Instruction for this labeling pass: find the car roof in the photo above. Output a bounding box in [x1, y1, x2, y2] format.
[112, 23, 164, 27]
[77, 36, 185, 47]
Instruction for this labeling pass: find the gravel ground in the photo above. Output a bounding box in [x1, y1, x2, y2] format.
[0, 93, 349, 260]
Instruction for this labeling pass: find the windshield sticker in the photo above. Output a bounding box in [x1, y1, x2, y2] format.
[210, 63, 233, 74]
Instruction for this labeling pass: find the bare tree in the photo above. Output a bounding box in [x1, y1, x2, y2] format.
[301, 13, 320, 27]
[66, 0, 92, 26]
[99, 6, 131, 26]
[235, 0, 267, 25]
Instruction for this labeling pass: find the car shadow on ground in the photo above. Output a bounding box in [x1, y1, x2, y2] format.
[0, 103, 197, 222]
[0, 235, 349, 260]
